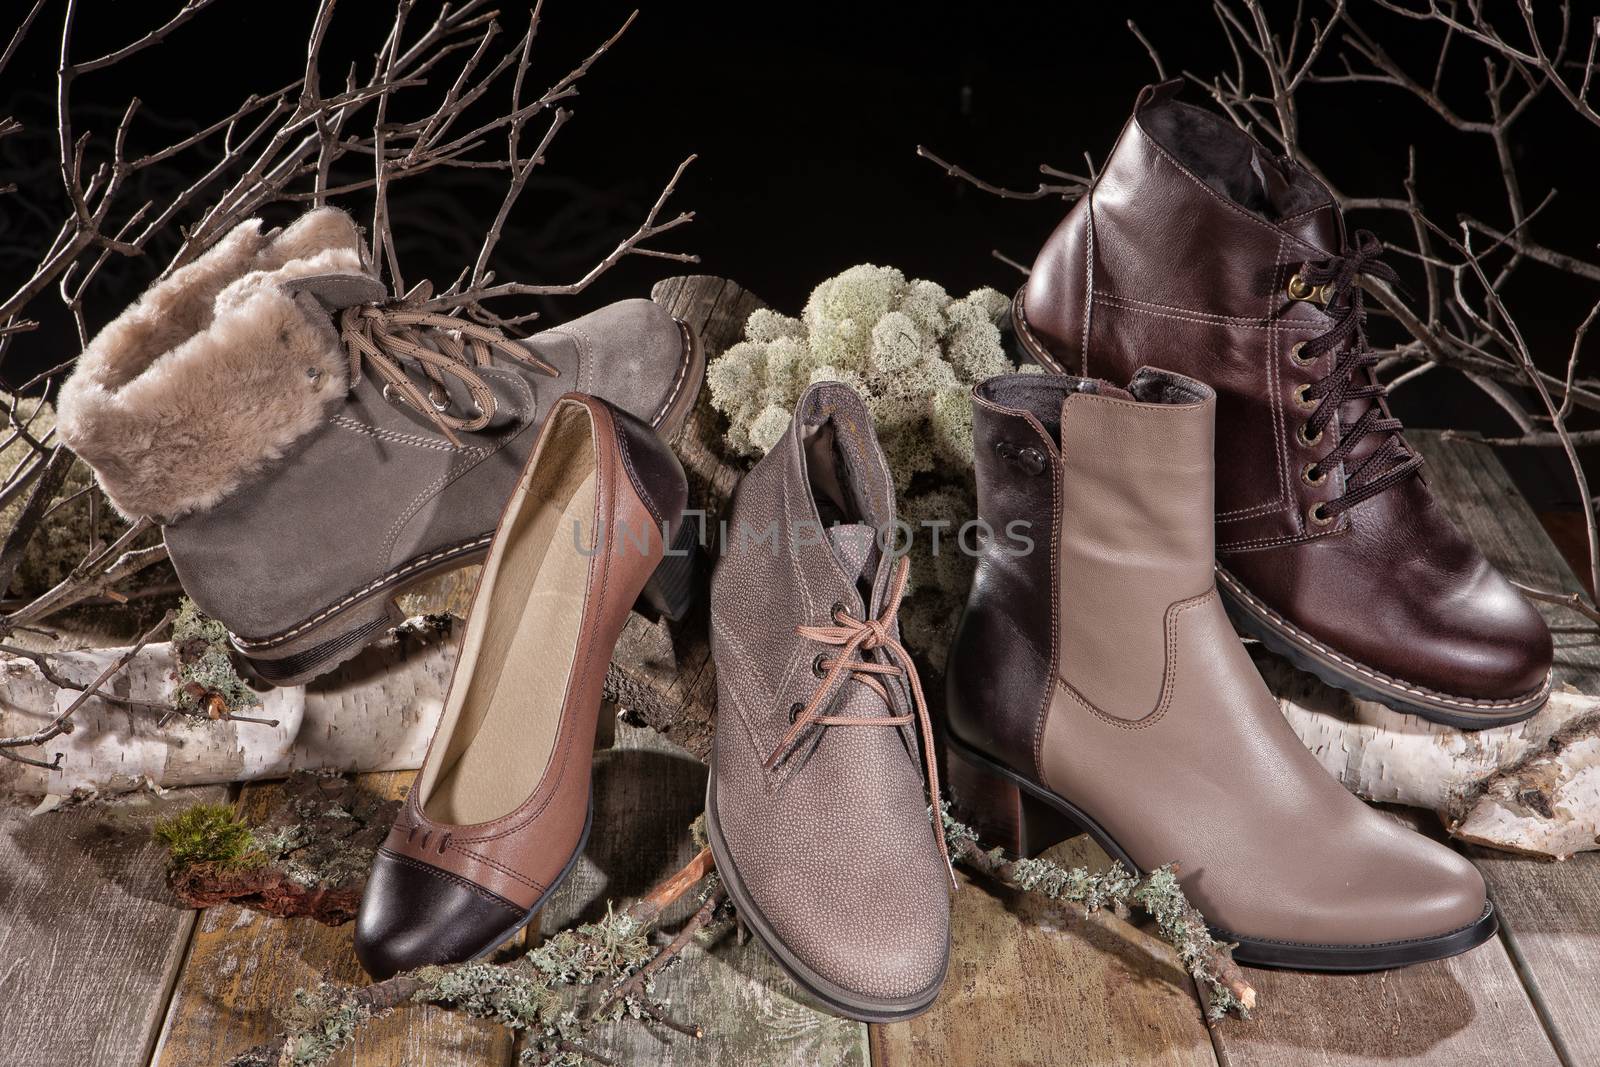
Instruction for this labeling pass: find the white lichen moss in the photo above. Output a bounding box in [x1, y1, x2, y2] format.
[707, 266, 1037, 665]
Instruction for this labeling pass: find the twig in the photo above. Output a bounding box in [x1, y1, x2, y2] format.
[0, 608, 175, 758]
[1509, 579, 1600, 623]
[595, 886, 725, 1021]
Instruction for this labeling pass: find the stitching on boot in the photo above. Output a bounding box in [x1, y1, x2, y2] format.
[230, 534, 493, 646]
[1215, 239, 1294, 522]
[379, 366, 534, 569]
[1091, 290, 1276, 326]
[550, 323, 594, 395]
[648, 318, 696, 428]
[1056, 588, 1217, 730]
[449, 843, 548, 894]
[1081, 195, 1095, 373]
[1032, 427, 1064, 780]
[331, 414, 488, 454]
[612, 421, 666, 529]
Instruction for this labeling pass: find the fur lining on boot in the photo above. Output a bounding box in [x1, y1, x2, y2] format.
[57, 208, 377, 520]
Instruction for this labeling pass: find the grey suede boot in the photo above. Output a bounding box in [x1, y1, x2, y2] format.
[58, 208, 704, 683]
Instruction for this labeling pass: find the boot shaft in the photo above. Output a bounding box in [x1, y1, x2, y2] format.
[1019, 81, 1363, 554]
[1023, 79, 1343, 370]
[947, 369, 1215, 774]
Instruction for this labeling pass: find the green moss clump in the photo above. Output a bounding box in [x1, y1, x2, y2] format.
[153, 802, 261, 871]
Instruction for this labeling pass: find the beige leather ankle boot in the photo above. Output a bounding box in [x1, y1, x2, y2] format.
[945, 369, 1496, 970]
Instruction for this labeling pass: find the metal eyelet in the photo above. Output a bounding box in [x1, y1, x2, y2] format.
[1290, 340, 1316, 365]
[1297, 422, 1323, 448]
[381, 383, 402, 403]
[1292, 383, 1318, 411]
[789, 702, 804, 723]
[831, 601, 847, 622]
[812, 654, 828, 677]
[1301, 462, 1327, 487]
[1286, 274, 1328, 303]
[1308, 502, 1335, 527]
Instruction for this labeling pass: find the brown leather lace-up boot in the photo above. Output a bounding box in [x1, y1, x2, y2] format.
[946, 369, 1496, 969]
[59, 208, 703, 685]
[706, 381, 953, 1021]
[1014, 81, 1551, 728]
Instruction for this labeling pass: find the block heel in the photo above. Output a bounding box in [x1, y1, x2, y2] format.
[635, 517, 702, 622]
[946, 740, 1082, 858]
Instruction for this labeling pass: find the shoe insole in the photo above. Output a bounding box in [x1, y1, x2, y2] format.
[423, 412, 598, 825]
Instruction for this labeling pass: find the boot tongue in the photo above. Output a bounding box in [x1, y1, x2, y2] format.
[824, 522, 903, 719]
[292, 273, 523, 433]
[826, 523, 879, 585]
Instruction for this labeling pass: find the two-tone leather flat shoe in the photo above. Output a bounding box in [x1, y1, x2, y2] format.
[354, 392, 693, 979]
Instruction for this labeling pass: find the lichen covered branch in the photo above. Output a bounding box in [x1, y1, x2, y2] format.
[227, 843, 721, 1067]
[940, 805, 1255, 1020]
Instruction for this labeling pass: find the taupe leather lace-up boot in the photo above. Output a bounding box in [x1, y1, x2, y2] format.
[946, 370, 1496, 969]
[706, 381, 953, 1021]
[1014, 80, 1551, 728]
[355, 393, 690, 978]
[58, 208, 703, 684]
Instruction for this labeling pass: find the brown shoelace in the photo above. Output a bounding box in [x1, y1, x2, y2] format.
[762, 556, 956, 889]
[1291, 230, 1424, 518]
[340, 297, 557, 446]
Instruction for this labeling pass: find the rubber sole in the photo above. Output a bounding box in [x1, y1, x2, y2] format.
[705, 766, 948, 1022]
[234, 317, 709, 686]
[1217, 567, 1551, 729]
[944, 731, 1500, 970]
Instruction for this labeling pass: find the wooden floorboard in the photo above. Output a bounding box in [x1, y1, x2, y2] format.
[872, 837, 1219, 1067]
[1414, 430, 1600, 1066]
[527, 720, 869, 1066]
[151, 772, 512, 1067]
[0, 785, 225, 1067]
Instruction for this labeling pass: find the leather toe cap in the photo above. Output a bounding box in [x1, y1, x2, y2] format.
[1425, 565, 1552, 701]
[548, 298, 688, 430]
[354, 848, 527, 980]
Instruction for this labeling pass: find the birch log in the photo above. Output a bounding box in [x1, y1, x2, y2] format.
[1260, 655, 1600, 859]
[0, 621, 459, 796]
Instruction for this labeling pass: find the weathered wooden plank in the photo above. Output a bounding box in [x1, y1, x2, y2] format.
[530, 720, 869, 1066]
[872, 836, 1218, 1067]
[0, 785, 225, 1067]
[1213, 939, 1559, 1067]
[151, 771, 512, 1067]
[1410, 429, 1600, 1066]
[1462, 845, 1600, 1067]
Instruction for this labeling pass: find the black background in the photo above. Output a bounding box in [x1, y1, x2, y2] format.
[1, 1, 1591, 509]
